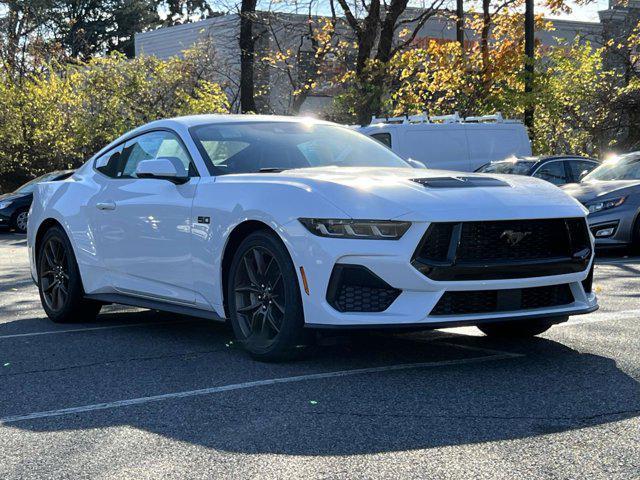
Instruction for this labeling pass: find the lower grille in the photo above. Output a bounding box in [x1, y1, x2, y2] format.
[326, 264, 401, 313]
[430, 284, 574, 316]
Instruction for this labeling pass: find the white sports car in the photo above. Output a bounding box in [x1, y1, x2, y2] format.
[28, 115, 598, 360]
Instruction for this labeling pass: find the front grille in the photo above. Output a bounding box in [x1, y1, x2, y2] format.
[326, 264, 401, 313]
[457, 219, 569, 261]
[430, 284, 574, 316]
[412, 218, 591, 281]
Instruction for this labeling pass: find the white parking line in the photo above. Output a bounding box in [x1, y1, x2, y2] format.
[0, 352, 522, 425]
[0, 319, 201, 340]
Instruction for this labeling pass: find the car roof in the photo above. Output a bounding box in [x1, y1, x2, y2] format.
[139, 114, 332, 130]
[515, 155, 598, 163]
[90, 115, 335, 162]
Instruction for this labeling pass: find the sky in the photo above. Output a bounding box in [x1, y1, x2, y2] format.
[546, 0, 610, 22]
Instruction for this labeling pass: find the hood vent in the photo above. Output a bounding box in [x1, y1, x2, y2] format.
[411, 176, 510, 188]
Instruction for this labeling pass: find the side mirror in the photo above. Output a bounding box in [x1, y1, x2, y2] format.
[578, 170, 589, 181]
[406, 158, 427, 169]
[135, 158, 188, 184]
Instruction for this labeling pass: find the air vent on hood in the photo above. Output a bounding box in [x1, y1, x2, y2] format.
[411, 176, 510, 188]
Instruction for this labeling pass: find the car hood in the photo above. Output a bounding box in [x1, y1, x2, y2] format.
[0, 192, 29, 203]
[233, 167, 587, 221]
[561, 180, 640, 204]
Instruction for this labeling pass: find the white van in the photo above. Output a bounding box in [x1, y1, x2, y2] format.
[358, 113, 532, 172]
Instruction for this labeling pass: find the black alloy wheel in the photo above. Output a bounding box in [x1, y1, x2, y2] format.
[228, 231, 306, 361]
[37, 226, 102, 323]
[40, 236, 70, 312]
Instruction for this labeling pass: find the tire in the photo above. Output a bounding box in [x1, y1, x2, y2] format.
[227, 230, 306, 361]
[630, 216, 640, 254]
[37, 225, 102, 323]
[477, 316, 567, 338]
[12, 208, 29, 233]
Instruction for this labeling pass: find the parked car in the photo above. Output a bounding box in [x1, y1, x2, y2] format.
[28, 115, 597, 361]
[0, 170, 74, 233]
[563, 151, 640, 248]
[358, 112, 531, 171]
[475, 155, 599, 186]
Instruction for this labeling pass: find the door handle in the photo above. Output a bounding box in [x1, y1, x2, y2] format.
[96, 201, 116, 211]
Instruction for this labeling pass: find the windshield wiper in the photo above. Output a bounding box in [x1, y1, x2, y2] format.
[258, 168, 289, 173]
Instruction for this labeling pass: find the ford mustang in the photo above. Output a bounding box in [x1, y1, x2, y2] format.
[27, 115, 598, 360]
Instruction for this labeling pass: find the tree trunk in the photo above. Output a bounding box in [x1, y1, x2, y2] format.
[524, 0, 535, 135]
[239, 0, 258, 113]
[456, 0, 464, 49]
[481, 0, 490, 88]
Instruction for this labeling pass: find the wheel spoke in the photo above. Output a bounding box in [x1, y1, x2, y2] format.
[252, 248, 266, 277]
[43, 245, 55, 268]
[43, 278, 59, 293]
[272, 297, 285, 314]
[235, 284, 261, 294]
[243, 256, 259, 286]
[237, 301, 261, 314]
[266, 308, 281, 333]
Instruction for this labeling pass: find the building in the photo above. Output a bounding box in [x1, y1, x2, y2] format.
[134, 3, 637, 115]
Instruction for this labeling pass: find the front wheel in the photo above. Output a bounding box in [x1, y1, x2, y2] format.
[12, 208, 29, 233]
[37, 226, 102, 323]
[227, 230, 306, 361]
[477, 316, 567, 338]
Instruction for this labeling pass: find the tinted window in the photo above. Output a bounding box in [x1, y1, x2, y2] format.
[583, 154, 640, 181]
[371, 132, 392, 148]
[476, 160, 536, 175]
[120, 131, 194, 179]
[95, 146, 124, 178]
[567, 160, 598, 181]
[191, 122, 409, 175]
[533, 161, 568, 185]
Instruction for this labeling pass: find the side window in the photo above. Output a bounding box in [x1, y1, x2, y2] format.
[533, 161, 568, 185]
[119, 131, 195, 179]
[568, 160, 598, 181]
[95, 145, 124, 178]
[371, 132, 392, 148]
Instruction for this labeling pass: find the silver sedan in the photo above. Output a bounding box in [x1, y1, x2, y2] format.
[563, 151, 640, 248]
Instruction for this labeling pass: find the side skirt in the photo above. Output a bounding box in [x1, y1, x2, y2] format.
[85, 293, 225, 322]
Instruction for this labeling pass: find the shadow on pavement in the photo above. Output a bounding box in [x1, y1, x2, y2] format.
[1, 308, 638, 456]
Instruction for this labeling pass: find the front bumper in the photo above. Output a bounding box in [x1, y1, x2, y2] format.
[587, 205, 637, 247]
[283, 219, 598, 328]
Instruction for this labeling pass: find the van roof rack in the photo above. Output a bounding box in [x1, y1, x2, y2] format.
[368, 111, 521, 126]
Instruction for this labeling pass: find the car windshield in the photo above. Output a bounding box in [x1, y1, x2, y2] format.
[190, 122, 410, 174]
[583, 153, 640, 181]
[476, 158, 537, 175]
[14, 172, 64, 194]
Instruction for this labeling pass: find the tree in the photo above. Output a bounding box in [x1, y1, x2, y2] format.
[239, 0, 258, 112]
[333, 0, 446, 124]
[0, 44, 229, 191]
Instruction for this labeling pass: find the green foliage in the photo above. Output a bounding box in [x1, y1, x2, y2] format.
[0, 49, 229, 191]
[533, 40, 620, 155]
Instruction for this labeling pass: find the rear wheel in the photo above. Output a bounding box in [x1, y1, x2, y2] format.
[37, 226, 102, 323]
[477, 316, 567, 338]
[12, 208, 29, 233]
[227, 230, 306, 361]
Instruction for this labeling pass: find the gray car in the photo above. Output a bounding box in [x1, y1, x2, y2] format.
[562, 152, 640, 248]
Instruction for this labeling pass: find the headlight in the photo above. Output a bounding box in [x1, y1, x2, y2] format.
[299, 218, 411, 240]
[0, 200, 13, 210]
[586, 196, 626, 214]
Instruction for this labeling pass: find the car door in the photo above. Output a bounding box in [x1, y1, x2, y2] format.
[89, 130, 199, 304]
[532, 160, 570, 186]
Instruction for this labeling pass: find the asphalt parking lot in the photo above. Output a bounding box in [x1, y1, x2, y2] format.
[0, 233, 638, 479]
